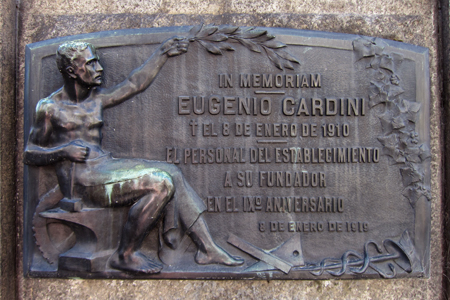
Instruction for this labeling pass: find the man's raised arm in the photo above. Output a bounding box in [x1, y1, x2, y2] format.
[100, 37, 189, 109]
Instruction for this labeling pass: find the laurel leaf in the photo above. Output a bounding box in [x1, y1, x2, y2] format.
[262, 40, 286, 49]
[239, 29, 267, 39]
[282, 59, 294, 70]
[253, 34, 276, 42]
[205, 33, 228, 42]
[275, 49, 300, 63]
[264, 47, 283, 70]
[217, 25, 239, 34]
[198, 40, 223, 55]
[218, 42, 235, 51]
[236, 38, 262, 53]
[188, 24, 203, 38]
[197, 25, 219, 37]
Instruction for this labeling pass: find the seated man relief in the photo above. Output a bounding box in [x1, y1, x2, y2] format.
[24, 38, 244, 273]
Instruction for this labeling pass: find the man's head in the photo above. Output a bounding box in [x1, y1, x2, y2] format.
[56, 41, 103, 86]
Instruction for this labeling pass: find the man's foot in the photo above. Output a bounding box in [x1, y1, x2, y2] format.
[109, 250, 163, 274]
[195, 244, 244, 266]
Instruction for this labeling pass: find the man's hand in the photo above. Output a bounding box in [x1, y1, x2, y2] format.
[64, 142, 90, 162]
[161, 37, 189, 57]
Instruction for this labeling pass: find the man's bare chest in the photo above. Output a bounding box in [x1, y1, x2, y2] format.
[52, 99, 103, 131]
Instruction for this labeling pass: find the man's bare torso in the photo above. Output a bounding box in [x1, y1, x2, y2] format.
[37, 88, 105, 159]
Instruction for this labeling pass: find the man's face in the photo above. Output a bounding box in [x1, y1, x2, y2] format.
[70, 47, 103, 86]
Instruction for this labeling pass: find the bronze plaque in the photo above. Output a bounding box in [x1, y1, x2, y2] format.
[23, 26, 430, 279]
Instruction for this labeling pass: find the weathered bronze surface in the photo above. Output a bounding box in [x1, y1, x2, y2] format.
[23, 26, 430, 279]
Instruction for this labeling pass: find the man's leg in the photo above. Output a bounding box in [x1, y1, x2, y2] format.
[150, 162, 244, 266]
[108, 172, 174, 273]
[188, 216, 244, 266]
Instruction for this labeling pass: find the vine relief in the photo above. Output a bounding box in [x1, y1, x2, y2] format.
[353, 37, 431, 208]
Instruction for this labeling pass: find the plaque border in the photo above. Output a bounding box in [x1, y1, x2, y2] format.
[23, 27, 430, 279]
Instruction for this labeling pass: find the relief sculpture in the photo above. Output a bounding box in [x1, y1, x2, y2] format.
[23, 26, 430, 279]
[25, 36, 245, 274]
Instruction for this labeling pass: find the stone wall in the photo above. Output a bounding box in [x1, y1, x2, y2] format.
[1, 0, 446, 298]
[1, 0, 17, 298]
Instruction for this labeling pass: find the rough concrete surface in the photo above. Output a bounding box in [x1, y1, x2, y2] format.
[1, 0, 444, 298]
[1, 0, 17, 298]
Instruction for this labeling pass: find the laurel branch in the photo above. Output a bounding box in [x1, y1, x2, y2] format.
[187, 24, 300, 70]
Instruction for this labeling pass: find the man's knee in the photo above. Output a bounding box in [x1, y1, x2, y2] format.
[159, 163, 183, 181]
[147, 170, 174, 198]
